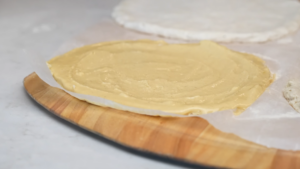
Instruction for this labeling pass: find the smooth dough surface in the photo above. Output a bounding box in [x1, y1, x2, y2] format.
[48, 40, 273, 115]
[112, 0, 300, 43]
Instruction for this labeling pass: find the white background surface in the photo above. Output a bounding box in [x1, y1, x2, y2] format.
[0, 0, 197, 168]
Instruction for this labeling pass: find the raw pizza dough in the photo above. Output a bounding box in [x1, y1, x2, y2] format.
[283, 80, 300, 113]
[47, 40, 273, 115]
[112, 0, 300, 43]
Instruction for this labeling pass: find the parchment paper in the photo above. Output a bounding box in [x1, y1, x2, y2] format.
[28, 19, 300, 150]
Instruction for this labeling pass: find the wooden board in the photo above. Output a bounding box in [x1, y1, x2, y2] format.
[24, 73, 300, 169]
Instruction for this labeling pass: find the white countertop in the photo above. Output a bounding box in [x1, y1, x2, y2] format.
[0, 0, 197, 168]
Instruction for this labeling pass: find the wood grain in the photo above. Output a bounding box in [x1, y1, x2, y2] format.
[24, 73, 300, 169]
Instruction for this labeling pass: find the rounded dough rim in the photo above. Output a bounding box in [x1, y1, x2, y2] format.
[112, 0, 300, 43]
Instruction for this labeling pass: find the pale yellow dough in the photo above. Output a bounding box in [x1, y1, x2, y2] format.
[47, 40, 274, 115]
